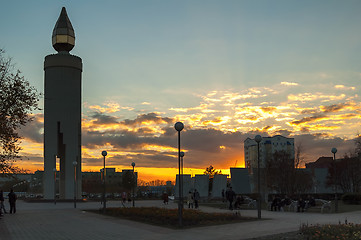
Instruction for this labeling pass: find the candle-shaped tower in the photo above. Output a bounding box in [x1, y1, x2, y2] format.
[44, 7, 82, 200]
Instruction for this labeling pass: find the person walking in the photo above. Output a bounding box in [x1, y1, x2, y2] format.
[8, 189, 17, 214]
[187, 191, 194, 208]
[162, 192, 169, 205]
[121, 191, 127, 207]
[193, 189, 200, 209]
[226, 187, 236, 210]
[0, 189, 6, 215]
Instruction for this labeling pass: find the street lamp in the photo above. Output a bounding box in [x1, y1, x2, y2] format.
[174, 121, 184, 227]
[131, 162, 136, 207]
[53, 168, 57, 205]
[72, 161, 77, 208]
[102, 150, 107, 212]
[255, 135, 262, 219]
[331, 147, 338, 213]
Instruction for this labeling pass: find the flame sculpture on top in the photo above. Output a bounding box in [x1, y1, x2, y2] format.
[52, 7, 75, 52]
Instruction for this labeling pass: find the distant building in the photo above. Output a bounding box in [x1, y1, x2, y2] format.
[82, 168, 137, 194]
[301, 157, 334, 193]
[0, 168, 139, 196]
[230, 168, 252, 194]
[244, 135, 295, 169]
[305, 156, 333, 169]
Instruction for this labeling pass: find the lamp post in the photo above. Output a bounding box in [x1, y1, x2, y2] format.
[53, 168, 57, 205]
[180, 151, 185, 207]
[102, 150, 107, 212]
[131, 162, 136, 207]
[174, 121, 184, 227]
[331, 147, 338, 213]
[72, 161, 77, 208]
[180, 152, 185, 175]
[255, 135, 262, 219]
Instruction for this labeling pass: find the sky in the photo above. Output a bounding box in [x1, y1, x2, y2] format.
[1, 0, 361, 181]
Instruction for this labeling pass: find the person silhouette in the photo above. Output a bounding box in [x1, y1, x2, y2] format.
[0, 189, 6, 215]
[8, 189, 17, 214]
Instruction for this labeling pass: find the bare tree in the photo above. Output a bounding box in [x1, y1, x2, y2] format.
[295, 143, 305, 168]
[0, 49, 40, 174]
[266, 150, 312, 195]
[355, 134, 361, 157]
[204, 165, 222, 196]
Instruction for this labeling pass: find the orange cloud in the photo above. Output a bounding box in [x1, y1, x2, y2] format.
[281, 81, 299, 86]
[288, 93, 346, 102]
[334, 85, 356, 90]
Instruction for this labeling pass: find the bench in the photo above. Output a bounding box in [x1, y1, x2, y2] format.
[243, 196, 257, 209]
[305, 199, 331, 213]
[287, 200, 298, 212]
[267, 198, 296, 212]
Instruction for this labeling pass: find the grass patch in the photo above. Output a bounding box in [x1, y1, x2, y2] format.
[89, 207, 257, 228]
[300, 223, 361, 240]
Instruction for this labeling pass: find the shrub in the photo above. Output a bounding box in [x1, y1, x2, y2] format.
[342, 193, 361, 205]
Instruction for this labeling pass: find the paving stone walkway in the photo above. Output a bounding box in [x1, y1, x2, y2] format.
[1, 200, 361, 240]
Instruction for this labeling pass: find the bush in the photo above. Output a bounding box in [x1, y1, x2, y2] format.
[267, 193, 338, 201]
[342, 193, 361, 205]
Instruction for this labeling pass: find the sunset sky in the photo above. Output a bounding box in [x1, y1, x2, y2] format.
[1, 0, 361, 181]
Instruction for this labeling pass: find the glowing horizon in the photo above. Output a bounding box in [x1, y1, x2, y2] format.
[2, 1, 361, 179]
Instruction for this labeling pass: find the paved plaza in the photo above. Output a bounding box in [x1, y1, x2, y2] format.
[1, 200, 361, 240]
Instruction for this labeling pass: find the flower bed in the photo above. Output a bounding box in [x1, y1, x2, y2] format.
[301, 223, 361, 240]
[91, 207, 257, 228]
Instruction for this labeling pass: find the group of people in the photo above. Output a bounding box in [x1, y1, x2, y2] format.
[296, 195, 316, 212]
[270, 195, 316, 212]
[187, 189, 200, 209]
[121, 191, 132, 207]
[0, 189, 17, 216]
[222, 187, 240, 210]
[270, 195, 292, 211]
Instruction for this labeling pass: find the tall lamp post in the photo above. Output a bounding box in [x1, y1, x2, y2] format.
[255, 135, 262, 219]
[72, 161, 77, 208]
[102, 150, 107, 212]
[331, 147, 338, 213]
[131, 162, 136, 207]
[53, 168, 57, 205]
[174, 121, 184, 227]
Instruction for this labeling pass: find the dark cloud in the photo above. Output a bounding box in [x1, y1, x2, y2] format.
[123, 113, 173, 126]
[136, 127, 157, 134]
[83, 130, 145, 149]
[182, 128, 242, 153]
[19, 111, 360, 172]
[18, 114, 43, 143]
[91, 112, 119, 124]
[301, 109, 318, 115]
[109, 153, 177, 168]
[294, 102, 351, 126]
[289, 114, 327, 125]
[294, 134, 354, 164]
[162, 126, 177, 137]
[321, 103, 349, 113]
[273, 129, 293, 137]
